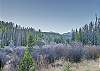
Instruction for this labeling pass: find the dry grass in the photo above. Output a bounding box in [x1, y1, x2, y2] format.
[37, 58, 100, 71]
[71, 59, 100, 71]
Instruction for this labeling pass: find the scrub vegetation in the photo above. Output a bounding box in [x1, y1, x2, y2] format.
[0, 17, 100, 71]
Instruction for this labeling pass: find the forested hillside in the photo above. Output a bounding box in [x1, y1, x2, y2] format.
[0, 21, 69, 48]
[72, 16, 100, 45]
[0, 17, 100, 71]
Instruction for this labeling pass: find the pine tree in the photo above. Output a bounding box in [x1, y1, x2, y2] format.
[79, 28, 83, 42]
[71, 29, 75, 41]
[18, 48, 36, 71]
[27, 32, 36, 47]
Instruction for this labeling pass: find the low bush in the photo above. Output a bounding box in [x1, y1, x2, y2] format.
[30, 43, 100, 64]
[0, 47, 24, 71]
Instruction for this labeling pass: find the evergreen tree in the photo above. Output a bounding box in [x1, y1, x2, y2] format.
[79, 28, 83, 42]
[71, 29, 75, 41]
[18, 48, 36, 71]
[27, 32, 42, 47]
[27, 32, 36, 47]
[71, 16, 100, 45]
[75, 29, 80, 42]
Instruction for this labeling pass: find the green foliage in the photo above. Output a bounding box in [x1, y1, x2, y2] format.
[54, 36, 65, 44]
[18, 48, 36, 71]
[75, 29, 80, 42]
[0, 21, 70, 46]
[27, 32, 35, 47]
[72, 17, 100, 45]
[53, 34, 65, 44]
[21, 39, 27, 46]
[71, 29, 75, 41]
[27, 32, 42, 47]
[63, 61, 72, 71]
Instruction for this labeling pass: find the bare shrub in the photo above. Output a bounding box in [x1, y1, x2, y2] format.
[30, 43, 100, 69]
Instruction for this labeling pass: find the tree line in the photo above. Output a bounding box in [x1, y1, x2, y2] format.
[72, 16, 100, 45]
[0, 21, 43, 48]
[0, 21, 68, 48]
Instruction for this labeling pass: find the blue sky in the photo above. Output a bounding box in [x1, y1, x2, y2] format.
[0, 0, 100, 33]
